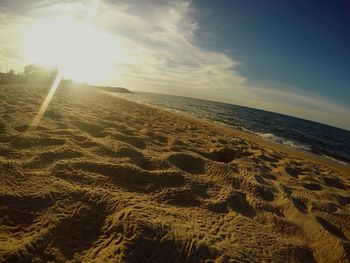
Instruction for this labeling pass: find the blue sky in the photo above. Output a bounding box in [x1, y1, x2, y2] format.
[193, 0, 350, 108]
[0, 0, 349, 130]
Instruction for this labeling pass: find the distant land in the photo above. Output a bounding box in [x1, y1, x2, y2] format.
[0, 68, 133, 95]
[92, 86, 133, 94]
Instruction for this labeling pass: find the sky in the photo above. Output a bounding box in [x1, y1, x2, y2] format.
[0, 0, 349, 130]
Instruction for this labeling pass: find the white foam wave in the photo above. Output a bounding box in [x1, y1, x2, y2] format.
[321, 155, 348, 166]
[255, 132, 311, 151]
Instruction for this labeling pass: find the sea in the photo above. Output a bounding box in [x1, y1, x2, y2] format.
[115, 91, 350, 165]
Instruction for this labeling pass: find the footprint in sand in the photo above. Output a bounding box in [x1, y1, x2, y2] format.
[167, 153, 206, 174]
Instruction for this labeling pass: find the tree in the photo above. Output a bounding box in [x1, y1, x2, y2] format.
[24, 64, 58, 82]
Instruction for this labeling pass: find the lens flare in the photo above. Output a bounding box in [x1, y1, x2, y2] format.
[29, 73, 61, 130]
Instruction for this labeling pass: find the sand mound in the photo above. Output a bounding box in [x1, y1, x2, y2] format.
[1, 84, 350, 262]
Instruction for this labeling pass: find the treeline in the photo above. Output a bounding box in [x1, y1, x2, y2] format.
[0, 64, 73, 85]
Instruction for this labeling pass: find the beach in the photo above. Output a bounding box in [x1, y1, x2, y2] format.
[1, 83, 350, 262]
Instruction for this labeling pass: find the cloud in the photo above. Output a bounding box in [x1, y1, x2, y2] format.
[7, 0, 244, 88]
[91, 0, 246, 90]
[0, 8, 28, 70]
[0, 0, 349, 130]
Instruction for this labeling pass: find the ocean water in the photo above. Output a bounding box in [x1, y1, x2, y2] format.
[116, 91, 350, 165]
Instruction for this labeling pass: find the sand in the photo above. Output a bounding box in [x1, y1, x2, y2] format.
[0, 83, 350, 262]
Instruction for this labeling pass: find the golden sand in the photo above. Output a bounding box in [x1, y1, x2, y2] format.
[0, 84, 349, 262]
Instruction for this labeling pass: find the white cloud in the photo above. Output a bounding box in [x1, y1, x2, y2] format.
[90, 0, 246, 90]
[0, 9, 28, 70]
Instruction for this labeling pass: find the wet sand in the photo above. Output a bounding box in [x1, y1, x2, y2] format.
[1, 83, 350, 262]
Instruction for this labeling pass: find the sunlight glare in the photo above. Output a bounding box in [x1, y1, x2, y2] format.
[24, 16, 121, 83]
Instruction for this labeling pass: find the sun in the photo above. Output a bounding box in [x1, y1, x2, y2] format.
[24, 16, 122, 83]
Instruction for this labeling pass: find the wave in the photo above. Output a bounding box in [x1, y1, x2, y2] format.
[254, 132, 311, 151]
[321, 155, 348, 166]
[254, 132, 349, 165]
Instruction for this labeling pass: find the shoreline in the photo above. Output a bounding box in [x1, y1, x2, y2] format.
[108, 90, 350, 170]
